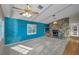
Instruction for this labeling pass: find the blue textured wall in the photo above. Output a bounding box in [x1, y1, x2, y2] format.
[5, 17, 48, 45]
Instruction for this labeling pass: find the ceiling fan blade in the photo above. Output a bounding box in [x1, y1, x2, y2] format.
[19, 12, 23, 15]
[30, 11, 39, 14]
[12, 7, 23, 11]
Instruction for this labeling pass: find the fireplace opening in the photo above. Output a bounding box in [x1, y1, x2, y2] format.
[52, 30, 59, 38]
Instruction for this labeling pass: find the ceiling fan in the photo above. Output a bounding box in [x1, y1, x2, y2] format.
[12, 4, 39, 17]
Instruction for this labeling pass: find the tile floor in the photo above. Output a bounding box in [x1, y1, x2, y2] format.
[0, 36, 69, 55]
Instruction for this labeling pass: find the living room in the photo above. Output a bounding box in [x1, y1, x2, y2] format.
[0, 4, 79, 55]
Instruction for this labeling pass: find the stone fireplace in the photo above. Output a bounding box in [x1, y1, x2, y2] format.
[49, 18, 69, 39]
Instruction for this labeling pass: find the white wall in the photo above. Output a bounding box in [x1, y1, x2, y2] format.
[0, 19, 4, 44]
[0, 5, 4, 45]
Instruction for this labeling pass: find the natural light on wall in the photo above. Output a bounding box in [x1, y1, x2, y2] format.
[0, 19, 4, 44]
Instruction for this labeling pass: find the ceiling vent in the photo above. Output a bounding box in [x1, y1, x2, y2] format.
[37, 5, 43, 10]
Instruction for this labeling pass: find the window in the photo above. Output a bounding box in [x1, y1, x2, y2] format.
[27, 24, 37, 35]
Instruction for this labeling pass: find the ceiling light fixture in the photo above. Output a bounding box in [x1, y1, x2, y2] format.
[53, 21, 57, 24]
[22, 4, 32, 17]
[52, 14, 56, 19]
[22, 12, 32, 17]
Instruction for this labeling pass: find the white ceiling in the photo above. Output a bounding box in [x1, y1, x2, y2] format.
[1, 4, 79, 24]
